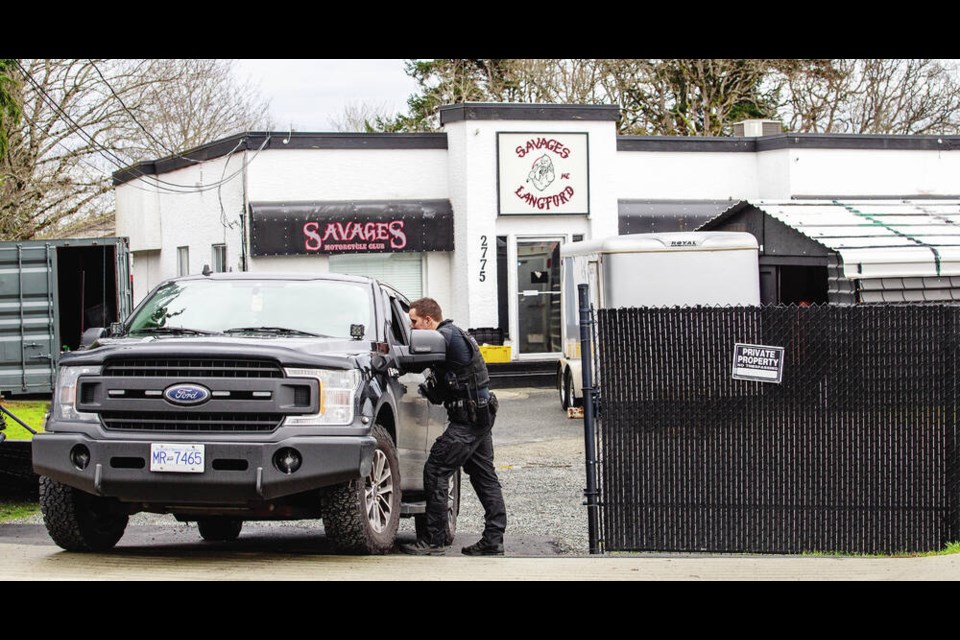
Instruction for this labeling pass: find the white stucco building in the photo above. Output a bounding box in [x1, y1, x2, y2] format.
[114, 103, 960, 361]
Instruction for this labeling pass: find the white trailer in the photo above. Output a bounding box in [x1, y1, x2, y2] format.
[558, 232, 761, 410]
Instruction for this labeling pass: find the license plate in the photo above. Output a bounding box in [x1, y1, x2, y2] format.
[150, 443, 205, 473]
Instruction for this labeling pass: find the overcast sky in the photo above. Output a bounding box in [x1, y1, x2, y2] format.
[234, 59, 420, 132]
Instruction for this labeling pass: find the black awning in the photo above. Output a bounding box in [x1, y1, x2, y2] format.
[249, 200, 454, 256]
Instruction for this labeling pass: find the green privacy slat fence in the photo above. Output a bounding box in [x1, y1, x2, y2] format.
[595, 305, 960, 554]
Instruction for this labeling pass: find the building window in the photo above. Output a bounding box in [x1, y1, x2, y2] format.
[212, 244, 227, 272]
[329, 253, 423, 300]
[177, 246, 189, 276]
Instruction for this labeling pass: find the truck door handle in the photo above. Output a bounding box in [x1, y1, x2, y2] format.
[29, 354, 52, 361]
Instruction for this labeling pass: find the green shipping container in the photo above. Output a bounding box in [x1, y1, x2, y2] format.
[0, 237, 132, 396]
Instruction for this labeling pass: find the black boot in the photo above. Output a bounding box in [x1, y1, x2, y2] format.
[461, 539, 504, 556]
[399, 539, 449, 555]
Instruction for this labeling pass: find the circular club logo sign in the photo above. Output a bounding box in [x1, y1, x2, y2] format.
[498, 132, 588, 215]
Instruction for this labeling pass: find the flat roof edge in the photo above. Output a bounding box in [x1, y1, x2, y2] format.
[619, 134, 960, 153]
[440, 103, 620, 124]
[112, 132, 449, 185]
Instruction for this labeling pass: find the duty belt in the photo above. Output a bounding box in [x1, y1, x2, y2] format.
[445, 389, 490, 408]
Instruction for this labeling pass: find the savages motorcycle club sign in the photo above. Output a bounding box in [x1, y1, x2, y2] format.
[497, 132, 589, 215]
[249, 200, 454, 256]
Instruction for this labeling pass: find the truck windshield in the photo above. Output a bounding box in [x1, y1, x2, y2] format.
[126, 279, 373, 339]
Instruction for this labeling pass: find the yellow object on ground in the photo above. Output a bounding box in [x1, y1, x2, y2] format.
[479, 345, 511, 363]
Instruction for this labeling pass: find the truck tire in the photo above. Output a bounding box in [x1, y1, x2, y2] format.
[197, 517, 243, 542]
[39, 475, 128, 552]
[414, 470, 460, 544]
[321, 424, 400, 554]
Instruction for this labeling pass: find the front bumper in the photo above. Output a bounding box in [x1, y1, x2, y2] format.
[32, 432, 376, 505]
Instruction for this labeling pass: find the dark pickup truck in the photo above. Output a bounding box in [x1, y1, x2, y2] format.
[32, 272, 459, 554]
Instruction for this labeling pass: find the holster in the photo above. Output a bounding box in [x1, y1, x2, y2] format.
[475, 392, 498, 429]
[449, 392, 498, 429]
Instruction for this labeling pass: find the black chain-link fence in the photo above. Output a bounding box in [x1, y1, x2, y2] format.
[595, 304, 960, 554]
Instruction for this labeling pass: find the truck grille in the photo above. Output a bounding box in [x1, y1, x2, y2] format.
[101, 412, 283, 433]
[102, 358, 283, 378]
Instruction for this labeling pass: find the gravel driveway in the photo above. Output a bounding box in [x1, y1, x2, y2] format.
[5, 387, 594, 556]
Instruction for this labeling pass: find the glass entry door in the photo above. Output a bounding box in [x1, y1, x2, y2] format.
[516, 239, 562, 355]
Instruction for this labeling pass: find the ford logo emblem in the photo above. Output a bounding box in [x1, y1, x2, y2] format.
[163, 383, 211, 406]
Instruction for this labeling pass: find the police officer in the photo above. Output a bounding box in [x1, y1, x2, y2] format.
[399, 298, 507, 556]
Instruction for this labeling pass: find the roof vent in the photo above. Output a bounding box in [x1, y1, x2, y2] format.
[733, 119, 782, 137]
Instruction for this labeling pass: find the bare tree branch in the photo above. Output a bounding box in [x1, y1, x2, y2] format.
[1, 59, 273, 240]
[774, 59, 960, 134]
[330, 100, 393, 132]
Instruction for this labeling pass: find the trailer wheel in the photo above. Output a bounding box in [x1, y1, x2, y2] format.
[39, 475, 128, 552]
[565, 369, 582, 409]
[558, 367, 570, 410]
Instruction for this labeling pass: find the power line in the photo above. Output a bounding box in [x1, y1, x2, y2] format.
[23, 98, 259, 201]
[15, 60, 271, 195]
[15, 59, 193, 194]
[218, 143, 238, 230]
[88, 59, 182, 160]
[122, 135, 269, 195]
[14, 103, 125, 190]
[16, 60, 130, 170]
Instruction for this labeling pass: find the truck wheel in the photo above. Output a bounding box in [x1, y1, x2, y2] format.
[39, 475, 128, 552]
[414, 470, 460, 544]
[197, 517, 243, 542]
[321, 424, 400, 554]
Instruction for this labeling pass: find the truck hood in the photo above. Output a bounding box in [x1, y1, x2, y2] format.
[60, 335, 374, 369]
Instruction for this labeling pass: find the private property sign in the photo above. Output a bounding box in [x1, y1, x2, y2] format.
[732, 343, 784, 383]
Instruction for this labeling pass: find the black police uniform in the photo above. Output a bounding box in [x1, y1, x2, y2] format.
[420, 319, 506, 548]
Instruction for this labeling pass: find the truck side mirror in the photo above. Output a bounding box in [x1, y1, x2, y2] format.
[396, 329, 446, 372]
[79, 327, 107, 349]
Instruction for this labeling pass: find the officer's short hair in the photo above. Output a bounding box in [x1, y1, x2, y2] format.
[410, 298, 444, 322]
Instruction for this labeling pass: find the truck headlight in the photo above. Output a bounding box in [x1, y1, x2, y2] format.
[282, 368, 360, 426]
[54, 365, 102, 423]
